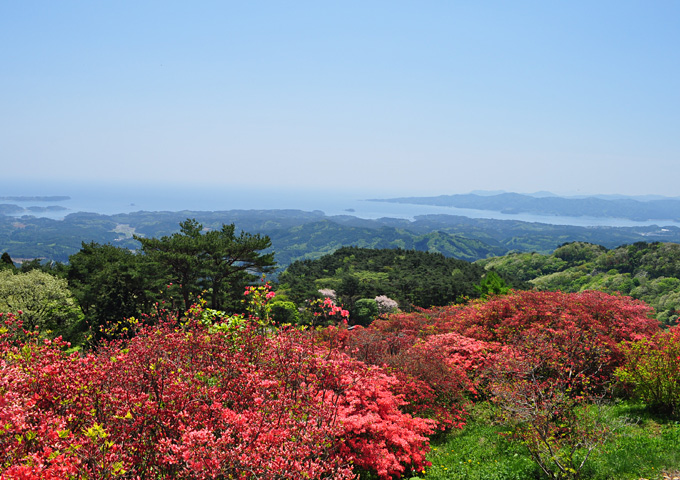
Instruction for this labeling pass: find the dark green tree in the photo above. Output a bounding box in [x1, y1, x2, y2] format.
[337, 274, 361, 312]
[68, 242, 158, 338]
[136, 219, 276, 311]
[280, 246, 493, 309]
[135, 220, 203, 311]
[353, 298, 379, 326]
[200, 223, 276, 311]
[18, 258, 69, 277]
[0, 252, 15, 271]
[18, 258, 45, 272]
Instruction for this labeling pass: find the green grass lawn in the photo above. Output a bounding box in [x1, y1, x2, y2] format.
[404, 401, 680, 480]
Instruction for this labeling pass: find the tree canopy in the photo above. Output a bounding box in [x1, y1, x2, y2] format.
[135, 219, 275, 311]
[0, 252, 15, 270]
[279, 246, 520, 312]
[0, 269, 84, 342]
[67, 242, 158, 338]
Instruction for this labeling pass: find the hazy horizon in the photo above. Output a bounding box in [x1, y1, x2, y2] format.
[3, 178, 679, 203]
[3, 2, 679, 197]
[3, 179, 680, 231]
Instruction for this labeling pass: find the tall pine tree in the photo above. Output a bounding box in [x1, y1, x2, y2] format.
[136, 219, 275, 310]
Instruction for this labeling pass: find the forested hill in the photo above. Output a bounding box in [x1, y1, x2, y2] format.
[477, 241, 680, 326]
[2, 209, 680, 268]
[278, 246, 519, 313]
[374, 192, 680, 222]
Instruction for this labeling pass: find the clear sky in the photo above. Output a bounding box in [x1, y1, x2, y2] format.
[2, 1, 679, 197]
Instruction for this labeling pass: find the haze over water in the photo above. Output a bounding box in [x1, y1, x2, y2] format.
[4, 181, 680, 229]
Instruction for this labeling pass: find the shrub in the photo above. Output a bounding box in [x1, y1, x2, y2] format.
[616, 326, 680, 415]
[374, 295, 399, 315]
[0, 306, 433, 479]
[344, 320, 493, 431]
[388, 332, 495, 430]
[488, 331, 618, 480]
[268, 299, 300, 324]
[348, 291, 658, 420]
[435, 290, 659, 391]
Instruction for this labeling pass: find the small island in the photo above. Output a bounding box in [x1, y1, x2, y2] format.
[26, 205, 68, 212]
[0, 204, 68, 216]
[0, 195, 70, 202]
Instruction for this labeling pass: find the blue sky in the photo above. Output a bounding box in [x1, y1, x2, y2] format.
[2, 1, 679, 197]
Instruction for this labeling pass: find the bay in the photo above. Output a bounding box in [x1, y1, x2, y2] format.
[3, 180, 680, 228]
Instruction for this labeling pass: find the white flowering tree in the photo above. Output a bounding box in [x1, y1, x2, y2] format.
[374, 295, 399, 314]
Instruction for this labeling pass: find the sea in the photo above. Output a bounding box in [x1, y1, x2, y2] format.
[3, 181, 680, 229]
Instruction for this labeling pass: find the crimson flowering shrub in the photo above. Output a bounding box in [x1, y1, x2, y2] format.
[454, 290, 656, 338]
[339, 290, 659, 439]
[244, 324, 435, 479]
[386, 332, 496, 430]
[1, 305, 433, 479]
[323, 352, 434, 478]
[343, 314, 494, 431]
[382, 291, 659, 391]
[0, 313, 93, 478]
[309, 297, 350, 326]
[345, 307, 460, 369]
[456, 290, 659, 392]
[367, 308, 453, 339]
[3, 287, 659, 479]
[616, 326, 680, 415]
[346, 325, 417, 364]
[468, 291, 659, 479]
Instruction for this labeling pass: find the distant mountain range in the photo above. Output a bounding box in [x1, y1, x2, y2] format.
[3, 208, 680, 269]
[371, 192, 680, 222]
[470, 190, 677, 201]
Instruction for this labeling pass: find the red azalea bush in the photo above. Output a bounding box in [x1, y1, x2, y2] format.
[385, 290, 658, 345]
[342, 313, 495, 431]
[328, 357, 434, 478]
[1, 287, 663, 479]
[338, 290, 659, 433]
[370, 291, 659, 390]
[456, 291, 659, 479]
[387, 332, 496, 431]
[453, 290, 659, 392]
[449, 290, 657, 341]
[0, 309, 433, 479]
[253, 325, 434, 479]
[367, 307, 455, 339]
[1, 313, 90, 478]
[307, 297, 350, 326]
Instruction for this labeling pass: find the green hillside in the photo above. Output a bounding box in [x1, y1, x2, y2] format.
[279, 246, 524, 316]
[4, 210, 680, 271]
[478, 241, 680, 326]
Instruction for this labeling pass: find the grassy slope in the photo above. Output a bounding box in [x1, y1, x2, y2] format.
[413, 401, 680, 480]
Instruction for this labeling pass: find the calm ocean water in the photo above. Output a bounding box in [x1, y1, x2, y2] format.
[3, 181, 680, 228]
